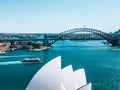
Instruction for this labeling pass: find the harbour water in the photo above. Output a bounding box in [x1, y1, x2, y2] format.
[0, 40, 120, 90]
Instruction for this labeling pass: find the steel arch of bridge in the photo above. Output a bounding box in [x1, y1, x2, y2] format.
[45, 28, 118, 46]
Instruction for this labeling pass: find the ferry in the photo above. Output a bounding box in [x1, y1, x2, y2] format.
[21, 58, 41, 63]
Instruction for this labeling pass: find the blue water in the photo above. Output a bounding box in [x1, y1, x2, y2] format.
[0, 40, 120, 90]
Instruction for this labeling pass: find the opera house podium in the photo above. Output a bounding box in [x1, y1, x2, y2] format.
[26, 56, 92, 90]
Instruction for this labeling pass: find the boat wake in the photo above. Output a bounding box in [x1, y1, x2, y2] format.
[0, 61, 22, 65]
[0, 55, 29, 59]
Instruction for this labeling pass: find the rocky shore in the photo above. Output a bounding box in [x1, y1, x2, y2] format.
[0, 41, 50, 53]
[0, 43, 11, 54]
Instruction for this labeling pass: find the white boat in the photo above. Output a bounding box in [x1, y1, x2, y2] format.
[21, 58, 41, 63]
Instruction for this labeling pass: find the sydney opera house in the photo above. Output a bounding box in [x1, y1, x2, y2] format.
[26, 56, 92, 90]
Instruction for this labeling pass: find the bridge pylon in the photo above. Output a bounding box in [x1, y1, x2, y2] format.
[43, 34, 50, 46]
[110, 39, 119, 46]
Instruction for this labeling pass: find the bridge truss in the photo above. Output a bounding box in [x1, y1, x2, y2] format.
[44, 28, 118, 46]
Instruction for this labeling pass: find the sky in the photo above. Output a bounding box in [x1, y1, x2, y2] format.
[0, 0, 120, 33]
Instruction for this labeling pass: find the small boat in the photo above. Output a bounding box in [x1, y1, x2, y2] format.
[21, 58, 41, 63]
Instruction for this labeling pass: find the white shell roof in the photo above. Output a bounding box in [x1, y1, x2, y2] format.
[74, 68, 87, 89]
[26, 56, 61, 90]
[61, 65, 76, 90]
[77, 83, 92, 90]
[26, 56, 92, 90]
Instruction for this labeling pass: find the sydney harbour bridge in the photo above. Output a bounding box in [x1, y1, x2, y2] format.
[43, 28, 120, 47]
[1, 28, 120, 47]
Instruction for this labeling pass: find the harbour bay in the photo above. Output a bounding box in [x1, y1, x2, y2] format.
[0, 40, 120, 90]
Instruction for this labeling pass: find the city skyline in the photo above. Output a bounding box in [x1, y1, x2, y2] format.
[0, 0, 120, 33]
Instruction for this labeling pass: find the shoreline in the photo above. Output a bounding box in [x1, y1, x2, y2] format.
[0, 51, 6, 54]
[0, 43, 11, 54]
